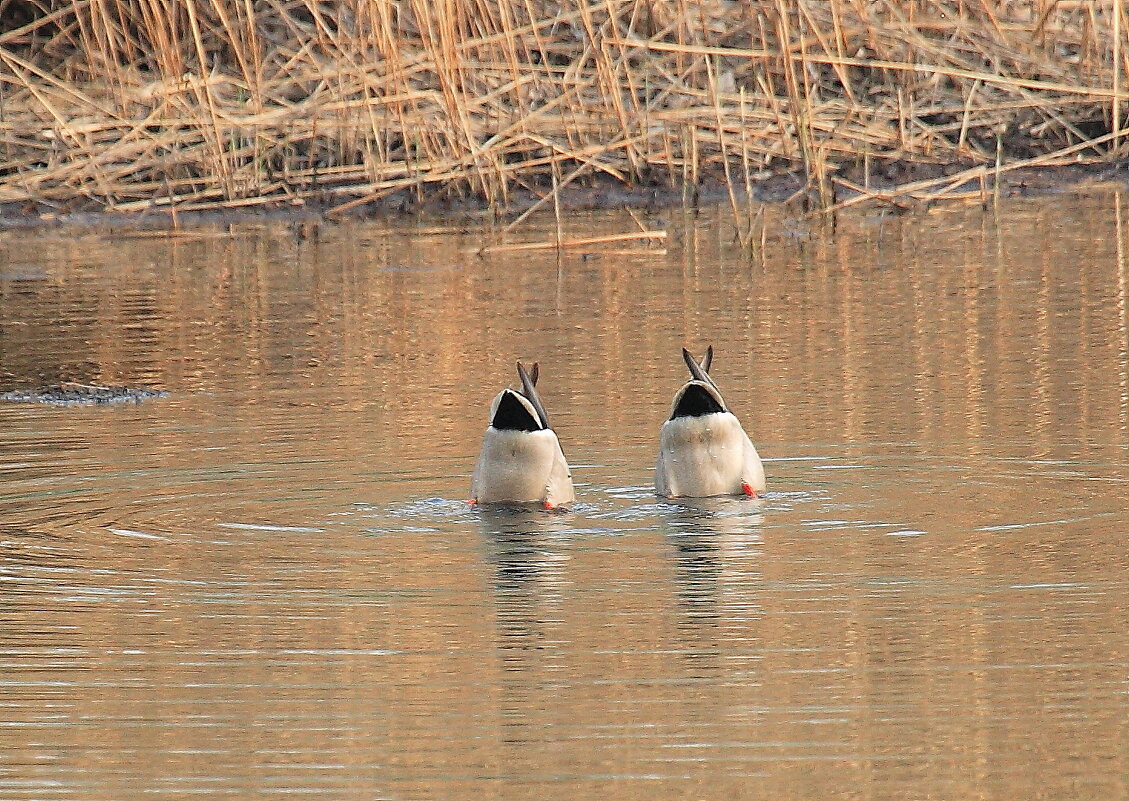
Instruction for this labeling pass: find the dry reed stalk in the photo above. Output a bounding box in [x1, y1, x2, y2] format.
[552, 158, 562, 247]
[824, 126, 1129, 215]
[477, 229, 666, 254]
[1116, 0, 1124, 151]
[705, 55, 742, 232]
[576, 248, 668, 255]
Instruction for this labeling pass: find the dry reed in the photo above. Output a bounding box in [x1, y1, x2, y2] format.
[1, 0, 1127, 221]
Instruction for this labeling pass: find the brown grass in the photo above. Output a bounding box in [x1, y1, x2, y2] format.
[1, 0, 1127, 221]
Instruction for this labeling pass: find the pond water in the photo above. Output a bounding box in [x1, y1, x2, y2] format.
[2, 195, 1128, 800]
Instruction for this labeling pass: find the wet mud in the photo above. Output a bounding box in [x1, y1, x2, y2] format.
[2, 163, 1127, 232]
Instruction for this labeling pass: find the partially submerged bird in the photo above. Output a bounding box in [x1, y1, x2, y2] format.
[469, 362, 574, 509]
[655, 346, 765, 499]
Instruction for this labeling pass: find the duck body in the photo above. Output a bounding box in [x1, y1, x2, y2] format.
[469, 363, 574, 509]
[471, 423, 573, 506]
[654, 348, 765, 499]
[656, 409, 765, 498]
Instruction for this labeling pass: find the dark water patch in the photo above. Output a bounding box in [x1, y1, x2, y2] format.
[1, 383, 167, 405]
[0, 265, 48, 281]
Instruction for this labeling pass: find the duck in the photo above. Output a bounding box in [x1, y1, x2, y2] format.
[655, 346, 766, 499]
[469, 362, 574, 509]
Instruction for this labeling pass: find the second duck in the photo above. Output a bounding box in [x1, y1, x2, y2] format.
[655, 346, 766, 499]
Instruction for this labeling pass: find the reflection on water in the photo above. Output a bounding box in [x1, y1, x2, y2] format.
[2, 196, 1129, 799]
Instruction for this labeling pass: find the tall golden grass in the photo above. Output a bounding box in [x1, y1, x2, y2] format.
[1, 0, 1126, 219]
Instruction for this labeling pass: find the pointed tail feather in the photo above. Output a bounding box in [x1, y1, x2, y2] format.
[517, 361, 551, 430]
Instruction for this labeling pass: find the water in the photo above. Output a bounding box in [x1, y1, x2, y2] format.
[2, 196, 1128, 800]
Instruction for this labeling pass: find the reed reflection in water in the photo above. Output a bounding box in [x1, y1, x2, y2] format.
[1, 194, 1128, 800]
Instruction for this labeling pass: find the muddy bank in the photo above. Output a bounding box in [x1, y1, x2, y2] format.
[3, 162, 1128, 233]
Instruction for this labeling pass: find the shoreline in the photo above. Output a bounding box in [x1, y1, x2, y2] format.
[4, 162, 1127, 233]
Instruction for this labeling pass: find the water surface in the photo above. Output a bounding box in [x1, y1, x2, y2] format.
[2, 196, 1128, 799]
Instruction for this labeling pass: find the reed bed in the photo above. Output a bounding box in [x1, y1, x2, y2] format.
[1, 0, 1127, 222]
